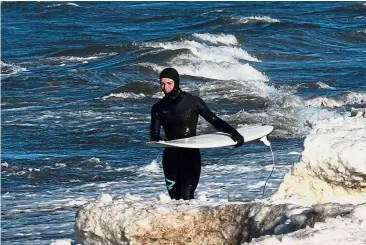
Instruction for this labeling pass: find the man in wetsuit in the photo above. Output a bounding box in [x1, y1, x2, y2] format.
[150, 68, 244, 200]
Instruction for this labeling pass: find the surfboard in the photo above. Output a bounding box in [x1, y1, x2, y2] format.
[146, 125, 273, 149]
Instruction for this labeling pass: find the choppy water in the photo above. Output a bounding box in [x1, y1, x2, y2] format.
[1, 2, 366, 244]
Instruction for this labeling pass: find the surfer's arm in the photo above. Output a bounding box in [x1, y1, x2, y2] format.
[197, 97, 244, 147]
[150, 105, 162, 141]
[197, 97, 236, 134]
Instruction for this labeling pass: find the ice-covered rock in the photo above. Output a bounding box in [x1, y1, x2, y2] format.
[246, 203, 366, 245]
[156, 193, 171, 202]
[350, 203, 366, 220]
[75, 196, 290, 245]
[75, 196, 366, 245]
[97, 194, 113, 203]
[270, 116, 366, 206]
[197, 192, 208, 202]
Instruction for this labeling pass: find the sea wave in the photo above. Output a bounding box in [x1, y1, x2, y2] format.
[139, 61, 268, 82]
[331, 3, 366, 13]
[102, 92, 147, 100]
[229, 15, 280, 24]
[47, 2, 80, 8]
[1, 61, 28, 76]
[305, 91, 366, 108]
[103, 81, 163, 100]
[45, 52, 118, 66]
[192, 33, 239, 46]
[143, 39, 260, 63]
[138, 33, 268, 84]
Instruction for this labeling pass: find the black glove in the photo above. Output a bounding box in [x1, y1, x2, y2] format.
[151, 135, 163, 141]
[231, 131, 244, 148]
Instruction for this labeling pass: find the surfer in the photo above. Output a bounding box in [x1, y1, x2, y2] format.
[150, 68, 244, 200]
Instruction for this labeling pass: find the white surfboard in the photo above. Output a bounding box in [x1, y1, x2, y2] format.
[146, 125, 273, 149]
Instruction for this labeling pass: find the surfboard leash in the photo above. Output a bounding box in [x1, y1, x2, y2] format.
[260, 136, 275, 198]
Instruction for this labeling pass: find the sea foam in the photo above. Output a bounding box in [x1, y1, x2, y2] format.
[139, 34, 268, 83]
[140, 61, 268, 82]
[192, 33, 239, 46]
[305, 91, 366, 108]
[143, 39, 260, 62]
[1, 61, 28, 75]
[231, 16, 280, 24]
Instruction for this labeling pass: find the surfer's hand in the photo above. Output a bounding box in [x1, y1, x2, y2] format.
[151, 135, 163, 141]
[232, 132, 244, 148]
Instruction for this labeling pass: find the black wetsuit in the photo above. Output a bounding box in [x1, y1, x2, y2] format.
[150, 90, 239, 200]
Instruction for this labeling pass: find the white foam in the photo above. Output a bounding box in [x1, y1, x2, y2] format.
[203, 164, 261, 173]
[49, 239, 73, 245]
[140, 159, 162, 172]
[47, 52, 117, 65]
[305, 97, 342, 108]
[102, 92, 146, 100]
[1, 61, 28, 75]
[305, 92, 366, 108]
[288, 152, 301, 155]
[47, 3, 79, 7]
[51, 56, 99, 62]
[140, 61, 268, 82]
[81, 157, 101, 165]
[26, 197, 91, 210]
[232, 16, 280, 24]
[188, 79, 276, 107]
[193, 33, 239, 46]
[139, 33, 270, 86]
[342, 92, 366, 104]
[202, 9, 224, 15]
[294, 106, 341, 125]
[228, 101, 341, 138]
[144, 40, 259, 62]
[317, 82, 336, 90]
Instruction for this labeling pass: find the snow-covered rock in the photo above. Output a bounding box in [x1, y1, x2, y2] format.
[246, 203, 366, 245]
[75, 196, 366, 245]
[75, 196, 291, 245]
[270, 117, 366, 206]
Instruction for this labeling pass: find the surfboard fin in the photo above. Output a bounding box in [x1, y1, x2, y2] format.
[260, 136, 271, 146]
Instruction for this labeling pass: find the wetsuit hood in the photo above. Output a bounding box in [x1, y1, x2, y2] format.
[159, 67, 181, 99]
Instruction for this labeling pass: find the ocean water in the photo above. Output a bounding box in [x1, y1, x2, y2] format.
[1, 1, 365, 244]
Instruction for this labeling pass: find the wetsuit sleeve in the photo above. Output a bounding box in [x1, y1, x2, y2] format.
[150, 104, 163, 141]
[196, 97, 237, 135]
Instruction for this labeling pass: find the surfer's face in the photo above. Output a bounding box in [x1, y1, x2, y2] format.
[160, 78, 175, 94]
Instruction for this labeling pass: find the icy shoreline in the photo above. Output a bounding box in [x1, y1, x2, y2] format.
[74, 196, 366, 245]
[73, 116, 366, 245]
[270, 116, 366, 206]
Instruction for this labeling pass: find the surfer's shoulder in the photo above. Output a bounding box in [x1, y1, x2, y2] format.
[181, 91, 197, 100]
[152, 98, 164, 111]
